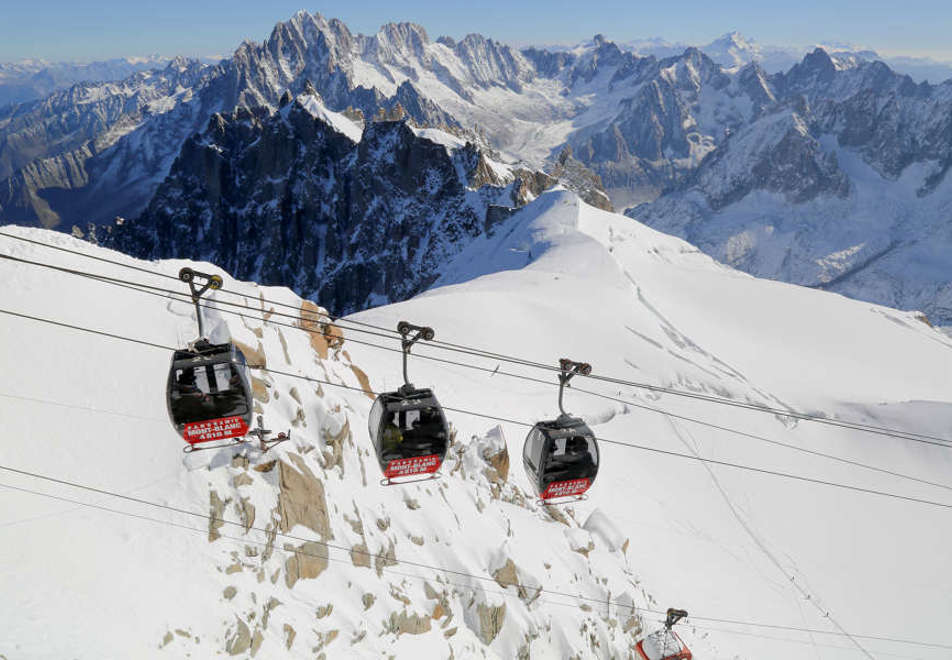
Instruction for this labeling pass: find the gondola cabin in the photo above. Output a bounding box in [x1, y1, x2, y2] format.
[523, 415, 599, 502]
[635, 629, 692, 660]
[167, 341, 254, 450]
[369, 387, 449, 484]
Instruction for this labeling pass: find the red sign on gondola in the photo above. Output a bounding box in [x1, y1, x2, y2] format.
[183, 416, 249, 444]
[541, 478, 591, 500]
[384, 454, 441, 479]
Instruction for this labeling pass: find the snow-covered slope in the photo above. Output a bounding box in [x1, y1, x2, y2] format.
[3, 190, 952, 658]
[353, 191, 952, 659]
[0, 214, 664, 659]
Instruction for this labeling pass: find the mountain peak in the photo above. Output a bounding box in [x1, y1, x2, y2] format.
[806, 46, 833, 60]
[378, 21, 430, 45]
[802, 46, 836, 72]
[165, 55, 192, 70]
[720, 30, 752, 46]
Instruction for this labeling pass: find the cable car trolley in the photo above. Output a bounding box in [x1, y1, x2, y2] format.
[368, 322, 450, 485]
[523, 358, 600, 505]
[635, 608, 692, 660]
[166, 267, 254, 452]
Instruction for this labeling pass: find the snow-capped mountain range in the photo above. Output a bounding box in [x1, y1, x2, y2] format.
[0, 55, 175, 106]
[3, 188, 951, 658]
[2, 11, 952, 324]
[614, 31, 952, 82]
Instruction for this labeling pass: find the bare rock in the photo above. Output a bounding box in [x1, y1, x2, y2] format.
[283, 541, 329, 588]
[250, 628, 263, 656]
[477, 602, 506, 644]
[236, 497, 255, 532]
[322, 420, 349, 472]
[389, 610, 433, 635]
[283, 624, 296, 650]
[374, 540, 398, 577]
[262, 597, 281, 626]
[233, 472, 254, 488]
[225, 617, 251, 655]
[209, 491, 228, 542]
[351, 543, 371, 568]
[277, 456, 331, 539]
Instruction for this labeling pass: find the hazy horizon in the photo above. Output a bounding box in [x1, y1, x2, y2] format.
[2, 2, 951, 64]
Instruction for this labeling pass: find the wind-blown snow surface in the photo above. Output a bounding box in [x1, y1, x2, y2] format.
[2, 190, 952, 658]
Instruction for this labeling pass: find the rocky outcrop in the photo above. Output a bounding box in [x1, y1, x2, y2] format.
[102, 95, 538, 315]
[283, 541, 329, 588]
[549, 147, 613, 211]
[277, 455, 331, 539]
[388, 610, 433, 635]
[476, 602, 506, 644]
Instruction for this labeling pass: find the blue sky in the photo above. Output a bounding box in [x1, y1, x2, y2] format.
[2, 0, 950, 62]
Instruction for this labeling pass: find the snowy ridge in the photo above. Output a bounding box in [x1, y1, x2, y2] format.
[0, 223, 654, 658]
[3, 188, 952, 658]
[295, 93, 363, 143]
[352, 190, 952, 659]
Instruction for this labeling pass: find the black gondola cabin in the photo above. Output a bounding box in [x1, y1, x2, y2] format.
[167, 341, 254, 449]
[369, 387, 449, 483]
[523, 415, 599, 500]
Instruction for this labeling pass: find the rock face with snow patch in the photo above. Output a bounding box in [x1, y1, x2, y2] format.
[0, 58, 219, 228]
[102, 95, 534, 315]
[631, 48, 952, 323]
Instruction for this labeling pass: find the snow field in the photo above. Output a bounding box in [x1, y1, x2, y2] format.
[2, 189, 952, 657]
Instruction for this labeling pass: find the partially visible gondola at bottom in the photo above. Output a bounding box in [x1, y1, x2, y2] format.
[635, 608, 692, 660]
